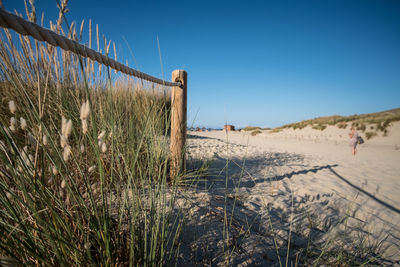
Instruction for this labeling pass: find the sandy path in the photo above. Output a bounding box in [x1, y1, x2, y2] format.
[176, 128, 400, 266]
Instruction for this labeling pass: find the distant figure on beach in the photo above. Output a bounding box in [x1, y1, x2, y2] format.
[349, 127, 359, 155]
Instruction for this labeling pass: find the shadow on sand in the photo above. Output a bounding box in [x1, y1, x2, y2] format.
[177, 150, 399, 266]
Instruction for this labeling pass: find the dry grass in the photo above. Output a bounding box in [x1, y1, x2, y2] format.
[0, 2, 182, 265]
[250, 129, 262, 136]
[243, 126, 261, 131]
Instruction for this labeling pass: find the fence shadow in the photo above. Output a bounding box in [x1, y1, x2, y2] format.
[179, 151, 399, 266]
[327, 166, 400, 215]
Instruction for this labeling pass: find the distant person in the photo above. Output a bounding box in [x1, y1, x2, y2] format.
[349, 127, 359, 155]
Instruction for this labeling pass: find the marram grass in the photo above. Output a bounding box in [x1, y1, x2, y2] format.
[0, 2, 181, 266]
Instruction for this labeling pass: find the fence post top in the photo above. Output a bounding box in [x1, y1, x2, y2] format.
[172, 70, 187, 87]
[172, 69, 187, 74]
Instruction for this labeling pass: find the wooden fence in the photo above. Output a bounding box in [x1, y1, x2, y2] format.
[0, 7, 187, 178]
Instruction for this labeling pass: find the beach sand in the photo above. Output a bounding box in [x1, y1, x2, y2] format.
[176, 122, 400, 265]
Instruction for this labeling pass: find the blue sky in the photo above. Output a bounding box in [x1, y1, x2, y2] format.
[5, 0, 400, 128]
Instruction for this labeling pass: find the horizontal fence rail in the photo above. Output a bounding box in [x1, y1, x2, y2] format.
[0, 8, 181, 87]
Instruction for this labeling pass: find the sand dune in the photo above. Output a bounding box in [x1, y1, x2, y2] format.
[176, 122, 400, 265]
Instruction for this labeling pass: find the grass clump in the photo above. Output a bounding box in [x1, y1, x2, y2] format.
[243, 126, 261, 131]
[365, 131, 377, 140]
[250, 129, 262, 136]
[312, 124, 327, 131]
[0, 3, 182, 266]
[269, 128, 282, 133]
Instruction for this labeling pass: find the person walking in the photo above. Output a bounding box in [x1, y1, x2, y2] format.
[349, 127, 359, 156]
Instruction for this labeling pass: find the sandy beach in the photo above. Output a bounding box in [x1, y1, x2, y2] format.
[176, 122, 400, 265]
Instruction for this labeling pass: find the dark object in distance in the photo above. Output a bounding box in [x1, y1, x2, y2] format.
[357, 136, 364, 144]
[224, 125, 235, 131]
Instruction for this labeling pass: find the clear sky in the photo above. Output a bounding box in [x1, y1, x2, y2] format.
[5, 0, 400, 128]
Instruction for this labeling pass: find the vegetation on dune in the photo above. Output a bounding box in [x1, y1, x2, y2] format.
[270, 108, 400, 137]
[250, 129, 262, 136]
[311, 124, 327, 131]
[243, 126, 261, 131]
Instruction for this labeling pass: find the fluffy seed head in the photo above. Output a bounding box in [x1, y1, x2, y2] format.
[43, 135, 48, 146]
[101, 142, 107, 153]
[82, 119, 88, 134]
[80, 100, 90, 120]
[61, 116, 67, 134]
[88, 165, 96, 173]
[65, 119, 72, 138]
[8, 100, 16, 114]
[80, 145, 85, 153]
[20, 117, 27, 130]
[60, 135, 67, 148]
[60, 117, 73, 148]
[10, 117, 16, 132]
[84, 242, 91, 250]
[63, 145, 72, 162]
[61, 179, 66, 189]
[98, 130, 106, 140]
[80, 102, 86, 120]
[52, 165, 58, 175]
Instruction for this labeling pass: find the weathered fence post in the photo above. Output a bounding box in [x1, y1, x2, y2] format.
[170, 70, 187, 178]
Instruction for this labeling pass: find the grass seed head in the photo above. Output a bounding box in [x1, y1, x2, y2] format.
[8, 100, 16, 114]
[43, 135, 48, 146]
[82, 119, 88, 134]
[88, 165, 96, 173]
[84, 242, 91, 250]
[65, 119, 72, 138]
[101, 142, 107, 153]
[98, 130, 106, 140]
[60, 135, 67, 148]
[61, 116, 67, 134]
[20, 117, 27, 130]
[80, 100, 90, 120]
[63, 145, 72, 162]
[52, 165, 58, 175]
[10, 117, 17, 132]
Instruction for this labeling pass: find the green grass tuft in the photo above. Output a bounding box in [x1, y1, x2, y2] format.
[250, 129, 262, 136]
[243, 126, 261, 131]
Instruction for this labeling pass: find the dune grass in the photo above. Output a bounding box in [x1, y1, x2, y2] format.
[275, 109, 400, 137]
[0, 2, 183, 265]
[243, 126, 261, 131]
[250, 129, 262, 136]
